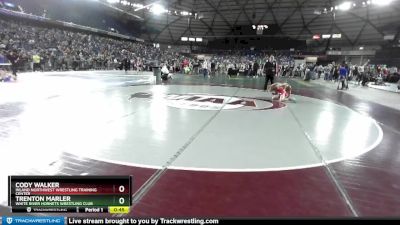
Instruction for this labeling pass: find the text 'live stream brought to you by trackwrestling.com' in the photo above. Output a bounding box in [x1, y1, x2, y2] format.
[67, 217, 220, 225]
[0, 217, 222, 225]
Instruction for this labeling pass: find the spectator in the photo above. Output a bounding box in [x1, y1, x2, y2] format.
[32, 52, 41, 71]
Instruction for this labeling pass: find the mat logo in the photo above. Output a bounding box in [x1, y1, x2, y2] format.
[130, 92, 285, 111]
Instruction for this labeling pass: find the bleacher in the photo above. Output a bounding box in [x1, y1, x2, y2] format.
[371, 47, 400, 67]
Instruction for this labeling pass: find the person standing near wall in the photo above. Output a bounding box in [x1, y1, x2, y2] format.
[252, 60, 259, 77]
[338, 63, 349, 90]
[203, 59, 209, 78]
[32, 52, 41, 72]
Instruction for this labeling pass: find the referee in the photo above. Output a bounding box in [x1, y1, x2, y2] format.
[263, 55, 276, 91]
[6, 49, 20, 79]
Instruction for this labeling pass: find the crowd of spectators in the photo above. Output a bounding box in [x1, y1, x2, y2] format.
[1, 17, 398, 86]
[0, 17, 297, 78]
[174, 50, 295, 77]
[0, 18, 187, 73]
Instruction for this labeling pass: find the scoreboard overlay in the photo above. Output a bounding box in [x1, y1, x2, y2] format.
[8, 176, 132, 213]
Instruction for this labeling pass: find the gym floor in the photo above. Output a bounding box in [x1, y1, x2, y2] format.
[1, 71, 399, 217]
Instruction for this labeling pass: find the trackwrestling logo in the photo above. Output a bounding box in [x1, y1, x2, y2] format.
[129, 92, 285, 111]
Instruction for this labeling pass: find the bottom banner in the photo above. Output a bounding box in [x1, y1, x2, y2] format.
[2, 217, 400, 225]
[67, 218, 219, 225]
